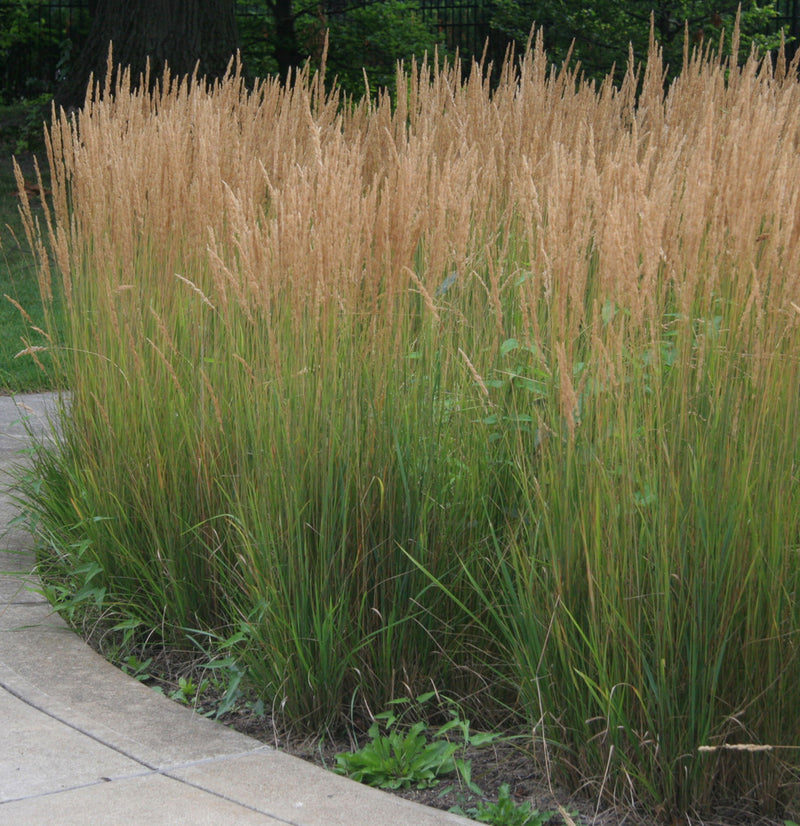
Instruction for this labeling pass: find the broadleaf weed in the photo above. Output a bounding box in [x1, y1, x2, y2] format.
[334, 695, 499, 793]
[449, 784, 563, 826]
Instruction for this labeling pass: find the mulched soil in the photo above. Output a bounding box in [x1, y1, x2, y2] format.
[79, 634, 792, 826]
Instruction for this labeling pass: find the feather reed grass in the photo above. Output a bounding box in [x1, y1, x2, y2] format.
[16, 29, 800, 821]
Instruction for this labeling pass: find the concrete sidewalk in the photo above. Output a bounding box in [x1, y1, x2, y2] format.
[0, 392, 472, 825]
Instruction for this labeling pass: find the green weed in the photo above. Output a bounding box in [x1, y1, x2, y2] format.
[335, 693, 499, 792]
[335, 720, 460, 790]
[450, 784, 561, 826]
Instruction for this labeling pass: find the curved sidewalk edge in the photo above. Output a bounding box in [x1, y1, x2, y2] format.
[0, 392, 473, 826]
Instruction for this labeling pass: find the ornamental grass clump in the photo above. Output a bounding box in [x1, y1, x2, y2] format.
[17, 23, 800, 821]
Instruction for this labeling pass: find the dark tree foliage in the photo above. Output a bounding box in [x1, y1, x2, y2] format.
[1, 0, 791, 107]
[56, 0, 240, 109]
[238, 0, 326, 80]
[491, 0, 787, 83]
[272, 0, 304, 79]
[323, 0, 447, 96]
[240, 0, 788, 97]
[238, 0, 448, 96]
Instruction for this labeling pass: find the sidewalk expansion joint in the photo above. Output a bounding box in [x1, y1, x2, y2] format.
[0, 680, 298, 823]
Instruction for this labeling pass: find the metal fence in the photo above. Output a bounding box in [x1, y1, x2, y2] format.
[0, 0, 91, 99]
[777, 0, 800, 52]
[322, 0, 497, 56]
[2, 0, 798, 100]
[415, 0, 500, 59]
[1, 0, 503, 99]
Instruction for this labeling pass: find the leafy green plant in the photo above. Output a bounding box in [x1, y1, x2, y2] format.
[335, 693, 500, 792]
[321, 0, 447, 98]
[167, 675, 210, 705]
[182, 624, 255, 719]
[450, 783, 560, 826]
[9, 94, 51, 154]
[335, 719, 459, 790]
[491, 0, 786, 84]
[121, 654, 154, 682]
[0, 0, 89, 100]
[115, 630, 259, 719]
[34, 539, 107, 624]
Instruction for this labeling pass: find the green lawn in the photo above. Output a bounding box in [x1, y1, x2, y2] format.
[0, 100, 59, 394]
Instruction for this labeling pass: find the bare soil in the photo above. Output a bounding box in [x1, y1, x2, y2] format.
[83, 637, 790, 826]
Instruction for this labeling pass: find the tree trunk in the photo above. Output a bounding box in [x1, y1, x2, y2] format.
[274, 0, 302, 81]
[56, 0, 240, 109]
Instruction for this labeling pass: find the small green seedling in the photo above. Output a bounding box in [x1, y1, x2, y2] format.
[120, 654, 153, 682]
[449, 783, 561, 826]
[169, 675, 209, 705]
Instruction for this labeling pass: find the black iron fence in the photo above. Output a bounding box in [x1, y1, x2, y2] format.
[415, 0, 501, 60]
[0, 0, 500, 100]
[1, 0, 798, 101]
[326, 0, 499, 58]
[0, 0, 91, 99]
[777, 0, 800, 49]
